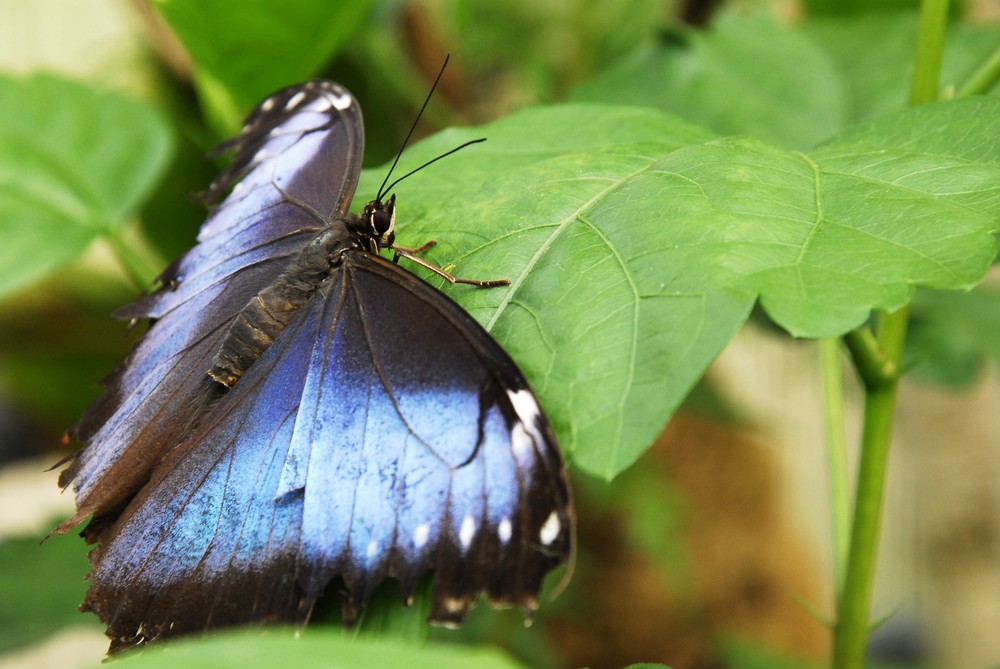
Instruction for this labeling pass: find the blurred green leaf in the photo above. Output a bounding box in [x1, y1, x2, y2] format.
[0, 74, 173, 300]
[0, 271, 142, 426]
[571, 11, 846, 148]
[572, 10, 1000, 151]
[0, 527, 97, 652]
[154, 0, 373, 134]
[105, 629, 528, 669]
[803, 0, 919, 14]
[907, 286, 1000, 386]
[805, 12, 1000, 124]
[721, 638, 823, 669]
[365, 98, 998, 476]
[421, 0, 668, 104]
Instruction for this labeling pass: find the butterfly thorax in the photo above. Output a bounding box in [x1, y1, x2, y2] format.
[209, 196, 396, 388]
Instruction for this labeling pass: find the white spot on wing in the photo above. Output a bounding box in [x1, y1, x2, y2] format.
[459, 515, 476, 548]
[539, 511, 560, 546]
[253, 148, 269, 164]
[498, 517, 512, 544]
[507, 389, 541, 424]
[413, 522, 430, 548]
[511, 422, 533, 461]
[366, 539, 378, 559]
[260, 96, 276, 112]
[285, 90, 307, 110]
[330, 91, 352, 110]
[507, 389, 546, 465]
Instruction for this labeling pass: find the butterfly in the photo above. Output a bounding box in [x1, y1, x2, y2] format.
[54, 76, 573, 651]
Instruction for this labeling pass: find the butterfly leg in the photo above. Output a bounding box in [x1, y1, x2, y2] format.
[392, 240, 437, 256]
[391, 245, 509, 287]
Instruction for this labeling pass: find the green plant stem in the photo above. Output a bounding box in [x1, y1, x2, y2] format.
[956, 45, 1000, 98]
[834, 0, 948, 664]
[909, 0, 950, 106]
[832, 373, 898, 666]
[843, 327, 896, 387]
[833, 307, 910, 668]
[819, 338, 850, 600]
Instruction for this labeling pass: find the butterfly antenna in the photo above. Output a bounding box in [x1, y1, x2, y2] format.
[375, 53, 482, 202]
[379, 137, 485, 196]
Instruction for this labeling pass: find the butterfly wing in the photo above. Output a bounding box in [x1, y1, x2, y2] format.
[82, 249, 572, 649]
[58, 82, 365, 536]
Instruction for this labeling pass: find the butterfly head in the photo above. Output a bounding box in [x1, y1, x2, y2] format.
[362, 194, 396, 250]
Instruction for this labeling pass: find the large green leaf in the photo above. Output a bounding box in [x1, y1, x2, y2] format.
[354, 98, 999, 477]
[104, 630, 527, 669]
[154, 0, 372, 134]
[0, 74, 172, 300]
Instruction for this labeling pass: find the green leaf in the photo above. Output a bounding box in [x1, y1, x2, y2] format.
[571, 10, 1000, 148]
[154, 0, 372, 134]
[0, 74, 173, 300]
[907, 286, 1000, 386]
[0, 527, 98, 652]
[355, 98, 998, 477]
[413, 0, 667, 103]
[721, 638, 823, 669]
[571, 11, 845, 149]
[105, 630, 528, 669]
[805, 12, 1000, 124]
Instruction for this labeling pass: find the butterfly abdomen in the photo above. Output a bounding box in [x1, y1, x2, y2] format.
[210, 224, 358, 387]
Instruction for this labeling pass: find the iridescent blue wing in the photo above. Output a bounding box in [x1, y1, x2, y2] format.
[58, 82, 365, 535]
[81, 250, 572, 649]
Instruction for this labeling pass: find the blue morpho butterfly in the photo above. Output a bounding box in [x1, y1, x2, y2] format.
[54, 73, 573, 651]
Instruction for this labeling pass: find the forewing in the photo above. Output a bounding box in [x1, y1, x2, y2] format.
[83, 251, 572, 648]
[58, 81, 365, 534]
